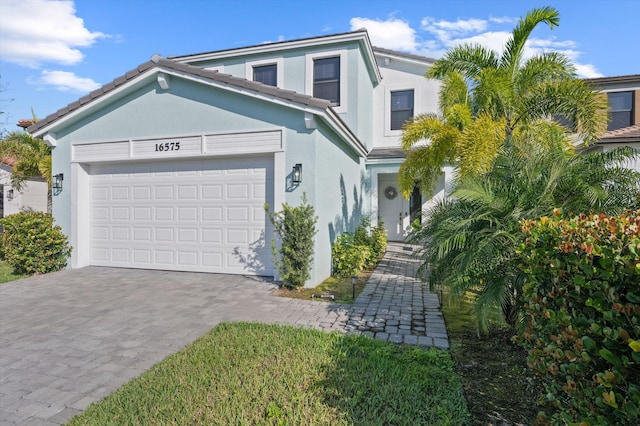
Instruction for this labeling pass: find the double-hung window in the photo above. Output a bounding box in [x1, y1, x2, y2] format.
[390, 90, 414, 130]
[607, 91, 633, 131]
[313, 57, 340, 106]
[253, 64, 277, 87]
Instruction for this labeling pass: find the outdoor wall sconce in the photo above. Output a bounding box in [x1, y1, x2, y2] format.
[292, 163, 302, 184]
[53, 173, 64, 192]
[7, 189, 14, 201]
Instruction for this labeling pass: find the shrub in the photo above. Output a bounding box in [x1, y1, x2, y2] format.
[331, 233, 374, 277]
[331, 217, 386, 277]
[518, 209, 640, 424]
[267, 194, 317, 289]
[0, 211, 72, 275]
[370, 220, 388, 258]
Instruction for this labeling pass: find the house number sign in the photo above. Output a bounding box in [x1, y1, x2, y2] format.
[154, 142, 180, 152]
[132, 136, 201, 159]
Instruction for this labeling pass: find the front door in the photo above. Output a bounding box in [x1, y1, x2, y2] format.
[378, 174, 408, 241]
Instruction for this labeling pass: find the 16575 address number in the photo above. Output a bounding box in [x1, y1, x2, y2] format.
[155, 142, 180, 152]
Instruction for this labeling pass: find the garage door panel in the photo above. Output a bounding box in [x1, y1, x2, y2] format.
[90, 156, 274, 276]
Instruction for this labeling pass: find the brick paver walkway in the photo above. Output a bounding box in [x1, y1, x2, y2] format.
[0, 242, 447, 425]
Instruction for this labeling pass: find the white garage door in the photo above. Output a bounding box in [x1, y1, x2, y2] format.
[89, 156, 274, 276]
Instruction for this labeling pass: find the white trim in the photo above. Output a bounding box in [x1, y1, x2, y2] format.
[366, 157, 404, 165]
[305, 49, 348, 114]
[43, 133, 57, 147]
[71, 129, 285, 163]
[245, 57, 284, 88]
[71, 162, 91, 268]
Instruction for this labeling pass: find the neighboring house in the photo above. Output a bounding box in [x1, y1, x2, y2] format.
[583, 74, 640, 171]
[0, 157, 48, 218]
[27, 29, 442, 286]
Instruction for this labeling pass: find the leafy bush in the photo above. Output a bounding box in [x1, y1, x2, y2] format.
[331, 233, 374, 278]
[267, 194, 317, 289]
[519, 209, 640, 424]
[370, 220, 388, 258]
[331, 218, 386, 277]
[0, 211, 72, 275]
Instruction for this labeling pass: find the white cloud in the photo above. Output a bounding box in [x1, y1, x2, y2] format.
[40, 70, 101, 93]
[573, 63, 604, 79]
[352, 13, 601, 77]
[0, 0, 106, 68]
[350, 17, 417, 51]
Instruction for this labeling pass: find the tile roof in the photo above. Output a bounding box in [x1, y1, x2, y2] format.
[0, 157, 18, 168]
[367, 147, 406, 160]
[583, 74, 640, 85]
[169, 29, 369, 61]
[28, 55, 331, 135]
[598, 124, 640, 143]
[372, 47, 436, 64]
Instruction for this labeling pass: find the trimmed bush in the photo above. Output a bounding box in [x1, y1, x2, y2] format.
[331, 233, 374, 277]
[331, 218, 387, 277]
[519, 210, 640, 424]
[0, 211, 72, 275]
[267, 194, 317, 289]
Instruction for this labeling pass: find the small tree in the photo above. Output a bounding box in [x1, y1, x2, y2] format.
[267, 194, 317, 289]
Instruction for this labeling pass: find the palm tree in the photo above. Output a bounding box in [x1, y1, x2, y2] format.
[399, 6, 608, 196]
[0, 131, 52, 211]
[411, 142, 639, 330]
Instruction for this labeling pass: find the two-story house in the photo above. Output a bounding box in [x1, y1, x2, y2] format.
[27, 29, 441, 286]
[584, 74, 640, 172]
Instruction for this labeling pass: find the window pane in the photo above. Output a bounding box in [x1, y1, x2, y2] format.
[314, 57, 339, 81]
[313, 57, 340, 105]
[391, 90, 414, 130]
[392, 90, 413, 110]
[314, 82, 339, 105]
[608, 111, 632, 131]
[608, 91, 632, 110]
[253, 64, 277, 86]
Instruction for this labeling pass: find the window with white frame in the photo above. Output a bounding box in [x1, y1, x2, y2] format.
[390, 90, 414, 130]
[313, 57, 340, 106]
[253, 64, 277, 86]
[607, 91, 633, 131]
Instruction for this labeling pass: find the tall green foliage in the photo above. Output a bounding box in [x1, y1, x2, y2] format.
[0, 131, 52, 189]
[519, 210, 640, 424]
[399, 7, 608, 196]
[411, 145, 640, 329]
[267, 194, 317, 289]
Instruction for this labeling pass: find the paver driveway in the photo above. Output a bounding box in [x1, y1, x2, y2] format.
[0, 267, 347, 425]
[0, 243, 448, 425]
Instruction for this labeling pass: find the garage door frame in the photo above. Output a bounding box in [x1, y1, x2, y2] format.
[69, 129, 285, 278]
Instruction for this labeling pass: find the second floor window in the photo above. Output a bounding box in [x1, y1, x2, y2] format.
[391, 90, 414, 130]
[607, 91, 633, 131]
[253, 64, 277, 86]
[313, 57, 340, 106]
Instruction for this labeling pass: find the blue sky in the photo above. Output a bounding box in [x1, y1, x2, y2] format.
[1, 0, 639, 135]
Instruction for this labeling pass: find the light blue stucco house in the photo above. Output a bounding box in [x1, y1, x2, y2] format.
[28, 30, 444, 286]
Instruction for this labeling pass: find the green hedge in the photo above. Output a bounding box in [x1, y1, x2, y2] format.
[519, 210, 640, 424]
[0, 211, 72, 275]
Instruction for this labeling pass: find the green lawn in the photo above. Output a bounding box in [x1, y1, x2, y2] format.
[0, 261, 26, 284]
[67, 322, 469, 425]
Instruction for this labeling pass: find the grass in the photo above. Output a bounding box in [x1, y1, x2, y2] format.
[441, 291, 542, 425]
[67, 322, 469, 425]
[271, 270, 372, 303]
[0, 261, 27, 284]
